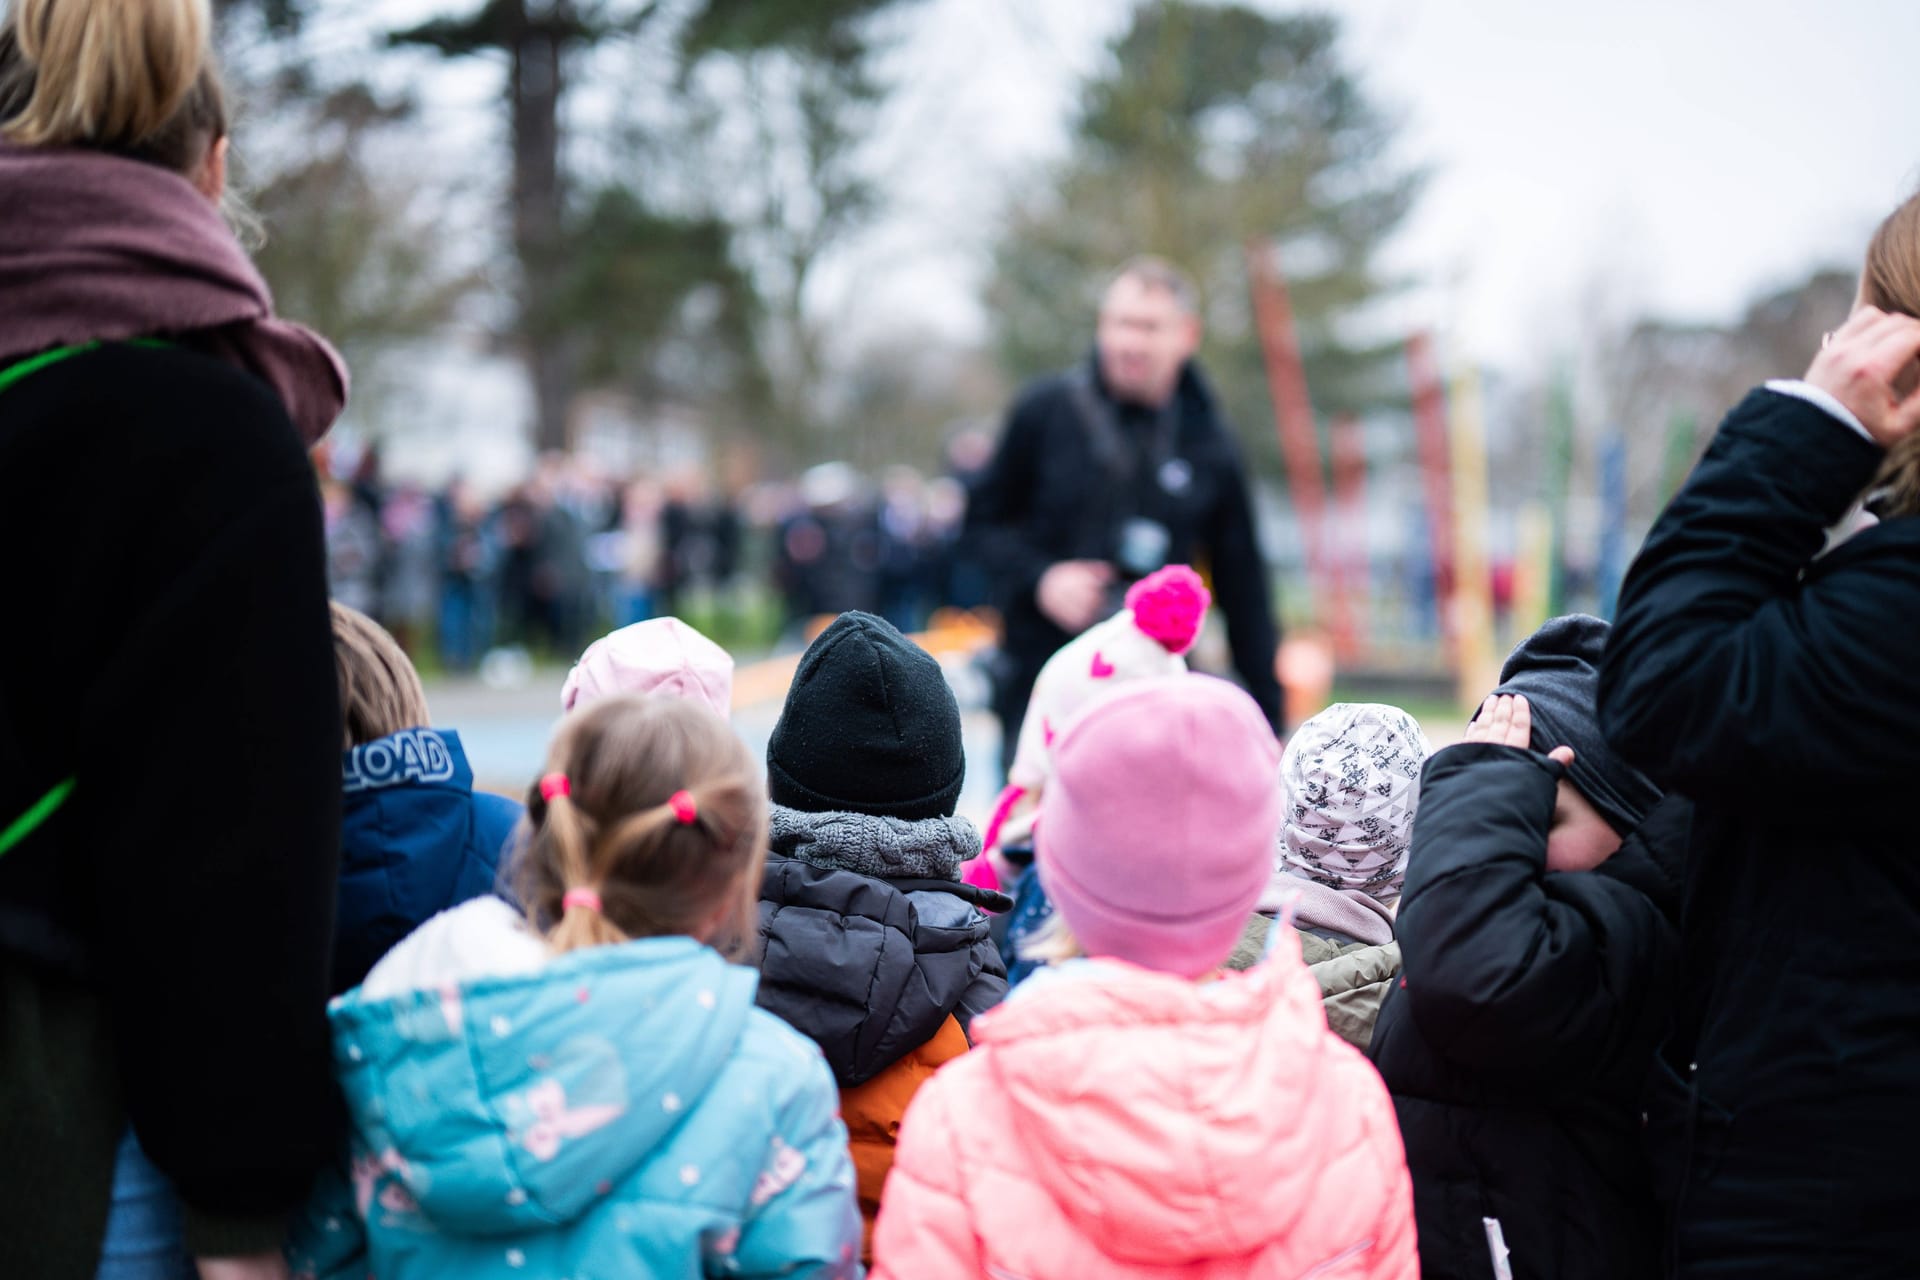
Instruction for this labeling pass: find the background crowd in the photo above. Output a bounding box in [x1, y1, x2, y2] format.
[317, 440, 998, 670]
[12, 3, 1920, 1280]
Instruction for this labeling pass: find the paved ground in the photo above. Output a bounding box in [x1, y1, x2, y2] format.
[426, 655, 1010, 825]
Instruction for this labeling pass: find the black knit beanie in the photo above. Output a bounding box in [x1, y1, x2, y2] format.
[767, 611, 965, 820]
[1489, 614, 1663, 836]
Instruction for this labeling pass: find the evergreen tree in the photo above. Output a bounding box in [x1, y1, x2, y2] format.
[988, 2, 1421, 470]
[393, 0, 916, 455]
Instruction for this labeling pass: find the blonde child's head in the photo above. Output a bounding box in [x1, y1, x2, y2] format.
[330, 601, 431, 749]
[516, 695, 767, 958]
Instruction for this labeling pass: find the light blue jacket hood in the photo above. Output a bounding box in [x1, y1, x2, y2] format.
[294, 932, 861, 1279]
[331, 936, 756, 1231]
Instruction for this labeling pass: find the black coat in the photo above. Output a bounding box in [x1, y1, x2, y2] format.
[1599, 388, 1920, 1278]
[0, 344, 345, 1273]
[1369, 743, 1685, 1280]
[965, 356, 1283, 730]
[754, 854, 1008, 1087]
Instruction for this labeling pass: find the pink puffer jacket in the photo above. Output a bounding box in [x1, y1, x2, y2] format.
[871, 933, 1417, 1279]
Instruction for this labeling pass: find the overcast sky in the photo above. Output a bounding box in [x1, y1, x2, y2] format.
[359, 0, 1920, 376]
[825, 0, 1920, 369]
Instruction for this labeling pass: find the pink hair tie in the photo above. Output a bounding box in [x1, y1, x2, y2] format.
[562, 887, 602, 914]
[540, 773, 571, 801]
[668, 790, 698, 825]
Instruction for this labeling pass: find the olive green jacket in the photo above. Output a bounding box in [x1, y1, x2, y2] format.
[1227, 915, 1401, 1052]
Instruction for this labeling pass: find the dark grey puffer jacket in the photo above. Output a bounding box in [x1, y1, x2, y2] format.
[753, 806, 1009, 1087]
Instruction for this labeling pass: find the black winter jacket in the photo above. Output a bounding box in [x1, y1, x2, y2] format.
[1600, 388, 1920, 1278]
[0, 344, 345, 1274]
[754, 854, 1008, 1087]
[1369, 743, 1686, 1280]
[965, 356, 1282, 729]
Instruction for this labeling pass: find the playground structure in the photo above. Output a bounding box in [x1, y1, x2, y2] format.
[1246, 239, 1649, 716]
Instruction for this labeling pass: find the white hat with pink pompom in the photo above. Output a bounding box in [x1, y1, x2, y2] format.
[962, 564, 1212, 894]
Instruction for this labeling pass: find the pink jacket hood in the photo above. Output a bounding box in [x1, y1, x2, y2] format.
[871, 928, 1415, 1278]
[985, 942, 1379, 1262]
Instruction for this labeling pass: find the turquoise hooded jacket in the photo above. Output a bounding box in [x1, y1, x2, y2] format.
[289, 933, 862, 1279]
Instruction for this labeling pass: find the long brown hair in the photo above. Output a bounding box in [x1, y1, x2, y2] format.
[0, 0, 227, 172]
[1862, 192, 1920, 516]
[516, 695, 768, 958]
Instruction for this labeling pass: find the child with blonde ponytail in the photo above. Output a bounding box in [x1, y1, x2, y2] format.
[288, 695, 861, 1280]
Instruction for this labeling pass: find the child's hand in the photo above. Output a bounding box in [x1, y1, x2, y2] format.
[1464, 694, 1532, 749]
[1464, 694, 1576, 766]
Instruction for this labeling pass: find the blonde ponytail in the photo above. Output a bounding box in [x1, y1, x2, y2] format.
[542, 786, 632, 953]
[518, 697, 769, 959]
[3, 0, 209, 149]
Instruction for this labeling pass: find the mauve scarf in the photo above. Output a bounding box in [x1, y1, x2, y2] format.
[0, 142, 346, 443]
[1258, 869, 1396, 947]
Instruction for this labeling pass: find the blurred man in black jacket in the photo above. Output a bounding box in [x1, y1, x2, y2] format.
[967, 256, 1282, 769]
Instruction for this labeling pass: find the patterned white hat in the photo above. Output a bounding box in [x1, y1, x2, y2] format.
[1276, 702, 1431, 902]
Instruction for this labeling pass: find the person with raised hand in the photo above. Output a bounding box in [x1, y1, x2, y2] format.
[1599, 192, 1920, 1277]
[1370, 618, 1689, 1280]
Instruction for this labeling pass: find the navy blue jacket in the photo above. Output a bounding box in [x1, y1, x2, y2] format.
[335, 728, 521, 995]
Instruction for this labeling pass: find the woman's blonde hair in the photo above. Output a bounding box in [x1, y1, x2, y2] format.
[330, 602, 432, 749]
[1861, 192, 1920, 516]
[0, 0, 227, 171]
[516, 695, 768, 958]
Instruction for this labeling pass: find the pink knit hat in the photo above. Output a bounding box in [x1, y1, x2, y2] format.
[1038, 674, 1282, 978]
[560, 618, 734, 717]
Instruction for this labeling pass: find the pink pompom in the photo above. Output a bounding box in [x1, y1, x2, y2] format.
[1124, 565, 1211, 655]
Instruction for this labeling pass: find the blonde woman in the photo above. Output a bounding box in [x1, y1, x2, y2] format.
[0, 2, 350, 1277]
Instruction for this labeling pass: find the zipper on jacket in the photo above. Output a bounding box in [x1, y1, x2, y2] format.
[1301, 1237, 1376, 1277]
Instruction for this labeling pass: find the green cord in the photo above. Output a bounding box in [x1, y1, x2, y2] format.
[0, 342, 97, 396]
[0, 778, 76, 859]
[0, 338, 172, 397]
[0, 338, 171, 858]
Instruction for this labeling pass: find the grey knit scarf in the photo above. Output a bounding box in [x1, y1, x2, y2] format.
[768, 803, 981, 881]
